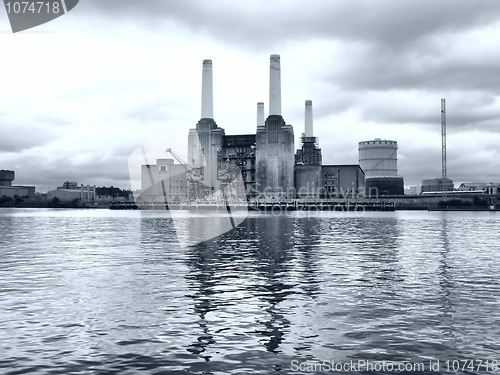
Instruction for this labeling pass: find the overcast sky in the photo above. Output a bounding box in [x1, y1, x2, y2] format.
[1, 0, 500, 191]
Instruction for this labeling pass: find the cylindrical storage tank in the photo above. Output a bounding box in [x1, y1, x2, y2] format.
[358, 139, 398, 178]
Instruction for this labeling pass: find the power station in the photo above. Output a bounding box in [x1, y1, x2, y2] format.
[140, 55, 392, 203]
[183, 54, 365, 201]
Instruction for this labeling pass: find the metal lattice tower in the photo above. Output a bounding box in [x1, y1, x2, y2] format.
[441, 98, 447, 197]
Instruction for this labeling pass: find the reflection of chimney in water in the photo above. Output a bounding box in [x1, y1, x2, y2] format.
[305, 100, 313, 137]
[201, 59, 213, 119]
[269, 54, 281, 116]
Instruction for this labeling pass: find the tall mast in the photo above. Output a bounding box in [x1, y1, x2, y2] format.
[441, 98, 447, 198]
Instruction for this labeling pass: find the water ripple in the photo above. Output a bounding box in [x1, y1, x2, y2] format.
[0, 208, 499, 374]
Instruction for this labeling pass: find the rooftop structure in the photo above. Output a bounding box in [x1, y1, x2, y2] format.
[0, 170, 35, 198]
[0, 170, 15, 187]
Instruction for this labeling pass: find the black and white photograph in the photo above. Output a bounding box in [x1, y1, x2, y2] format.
[1, 1, 500, 374]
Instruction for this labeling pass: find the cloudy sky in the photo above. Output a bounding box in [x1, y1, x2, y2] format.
[1, 0, 500, 191]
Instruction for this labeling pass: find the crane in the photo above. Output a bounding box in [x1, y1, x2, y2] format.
[217, 145, 255, 182]
[164, 148, 210, 201]
[165, 148, 188, 169]
[216, 144, 255, 202]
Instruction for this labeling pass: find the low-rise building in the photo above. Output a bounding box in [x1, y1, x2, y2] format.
[47, 184, 96, 202]
[0, 170, 35, 198]
[458, 182, 500, 194]
[421, 178, 454, 193]
[404, 185, 419, 195]
[365, 176, 404, 196]
[321, 165, 365, 198]
[140, 158, 188, 202]
[59, 181, 79, 190]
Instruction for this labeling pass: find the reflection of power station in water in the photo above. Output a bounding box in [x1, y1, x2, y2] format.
[359, 139, 404, 196]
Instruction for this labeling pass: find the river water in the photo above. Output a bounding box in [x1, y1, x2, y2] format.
[0, 208, 499, 374]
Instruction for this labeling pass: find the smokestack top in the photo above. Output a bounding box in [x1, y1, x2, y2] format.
[201, 59, 214, 119]
[305, 100, 313, 137]
[269, 54, 282, 116]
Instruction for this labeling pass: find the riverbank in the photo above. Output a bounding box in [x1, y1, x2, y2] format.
[3, 194, 499, 212]
[0, 197, 111, 209]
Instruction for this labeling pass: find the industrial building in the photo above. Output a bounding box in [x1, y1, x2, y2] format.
[140, 158, 188, 202]
[358, 139, 404, 196]
[47, 183, 97, 202]
[60, 181, 79, 190]
[421, 178, 454, 193]
[141, 55, 365, 202]
[404, 186, 419, 195]
[458, 182, 500, 194]
[187, 55, 296, 199]
[294, 100, 323, 198]
[47, 183, 134, 203]
[321, 165, 365, 198]
[0, 170, 35, 198]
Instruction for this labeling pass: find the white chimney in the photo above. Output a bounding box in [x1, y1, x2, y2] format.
[201, 59, 213, 119]
[269, 54, 281, 116]
[257, 102, 265, 127]
[305, 100, 313, 137]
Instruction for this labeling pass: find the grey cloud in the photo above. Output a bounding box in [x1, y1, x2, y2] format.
[9, 153, 131, 189]
[6, 0, 499, 190]
[80, 0, 500, 49]
[0, 124, 56, 153]
[396, 151, 500, 186]
[355, 92, 500, 130]
[399, 137, 500, 185]
[310, 96, 358, 121]
[448, 150, 500, 183]
[328, 45, 500, 94]
[79, 0, 500, 133]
